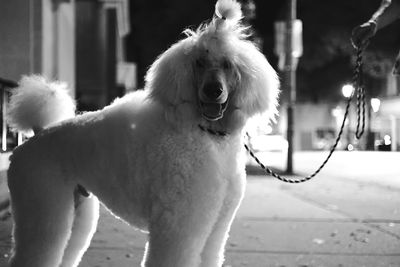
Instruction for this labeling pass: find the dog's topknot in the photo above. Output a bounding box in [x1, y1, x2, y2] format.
[215, 0, 242, 23]
[214, 0, 242, 31]
[182, 0, 246, 40]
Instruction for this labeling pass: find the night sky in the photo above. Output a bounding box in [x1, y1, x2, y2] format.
[126, 0, 399, 102]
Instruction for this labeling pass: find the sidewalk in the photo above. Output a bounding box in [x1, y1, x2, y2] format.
[226, 177, 400, 267]
[0, 151, 399, 266]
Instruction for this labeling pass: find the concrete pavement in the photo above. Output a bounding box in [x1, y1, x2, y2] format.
[0, 151, 399, 266]
[226, 177, 400, 267]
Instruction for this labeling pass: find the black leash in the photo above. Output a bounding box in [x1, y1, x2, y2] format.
[200, 47, 367, 183]
[247, 47, 366, 183]
[354, 47, 366, 139]
[245, 47, 366, 183]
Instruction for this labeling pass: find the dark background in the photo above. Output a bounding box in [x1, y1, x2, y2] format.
[125, 0, 400, 103]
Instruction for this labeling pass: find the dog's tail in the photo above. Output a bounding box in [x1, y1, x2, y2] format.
[7, 75, 76, 134]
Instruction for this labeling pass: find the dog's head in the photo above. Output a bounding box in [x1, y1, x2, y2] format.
[145, 0, 279, 133]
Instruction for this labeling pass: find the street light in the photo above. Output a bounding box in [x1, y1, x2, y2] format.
[342, 84, 354, 98]
[370, 98, 381, 113]
[370, 98, 381, 151]
[342, 84, 354, 150]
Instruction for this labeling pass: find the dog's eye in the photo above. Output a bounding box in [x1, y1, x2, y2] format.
[222, 59, 231, 70]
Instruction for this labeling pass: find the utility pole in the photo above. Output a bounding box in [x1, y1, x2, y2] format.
[285, 0, 297, 174]
[274, 0, 302, 174]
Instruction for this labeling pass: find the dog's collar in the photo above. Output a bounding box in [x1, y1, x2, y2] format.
[198, 124, 227, 137]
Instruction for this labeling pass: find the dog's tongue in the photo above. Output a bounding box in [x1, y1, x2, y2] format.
[202, 103, 223, 120]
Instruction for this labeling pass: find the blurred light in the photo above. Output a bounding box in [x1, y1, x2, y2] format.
[342, 84, 354, 98]
[245, 114, 273, 135]
[331, 106, 342, 118]
[347, 144, 354, 151]
[375, 140, 381, 147]
[384, 135, 391, 145]
[265, 125, 273, 135]
[371, 98, 381, 113]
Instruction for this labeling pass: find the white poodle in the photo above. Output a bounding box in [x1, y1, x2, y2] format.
[6, 0, 279, 266]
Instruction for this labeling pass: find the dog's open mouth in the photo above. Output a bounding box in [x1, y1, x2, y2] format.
[199, 100, 228, 121]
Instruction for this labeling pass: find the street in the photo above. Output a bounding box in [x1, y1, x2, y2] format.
[0, 151, 399, 266]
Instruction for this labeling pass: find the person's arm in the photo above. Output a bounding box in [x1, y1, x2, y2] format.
[351, 0, 400, 48]
[372, 0, 400, 30]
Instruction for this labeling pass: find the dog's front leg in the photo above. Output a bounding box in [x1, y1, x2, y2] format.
[142, 175, 226, 267]
[200, 174, 245, 267]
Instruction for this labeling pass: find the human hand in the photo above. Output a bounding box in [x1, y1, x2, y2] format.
[351, 20, 378, 49]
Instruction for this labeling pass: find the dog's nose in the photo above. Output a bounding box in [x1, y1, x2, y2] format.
[203, 82, 223, 100]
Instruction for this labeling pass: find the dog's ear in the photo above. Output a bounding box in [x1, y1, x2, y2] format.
[145, 40, 195, 106]
[233, 42, 280, 121]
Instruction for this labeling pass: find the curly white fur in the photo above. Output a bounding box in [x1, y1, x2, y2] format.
[214, 0, 242, 30]
[6, 0, 279, 267]
[215, 0, 242, 21]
